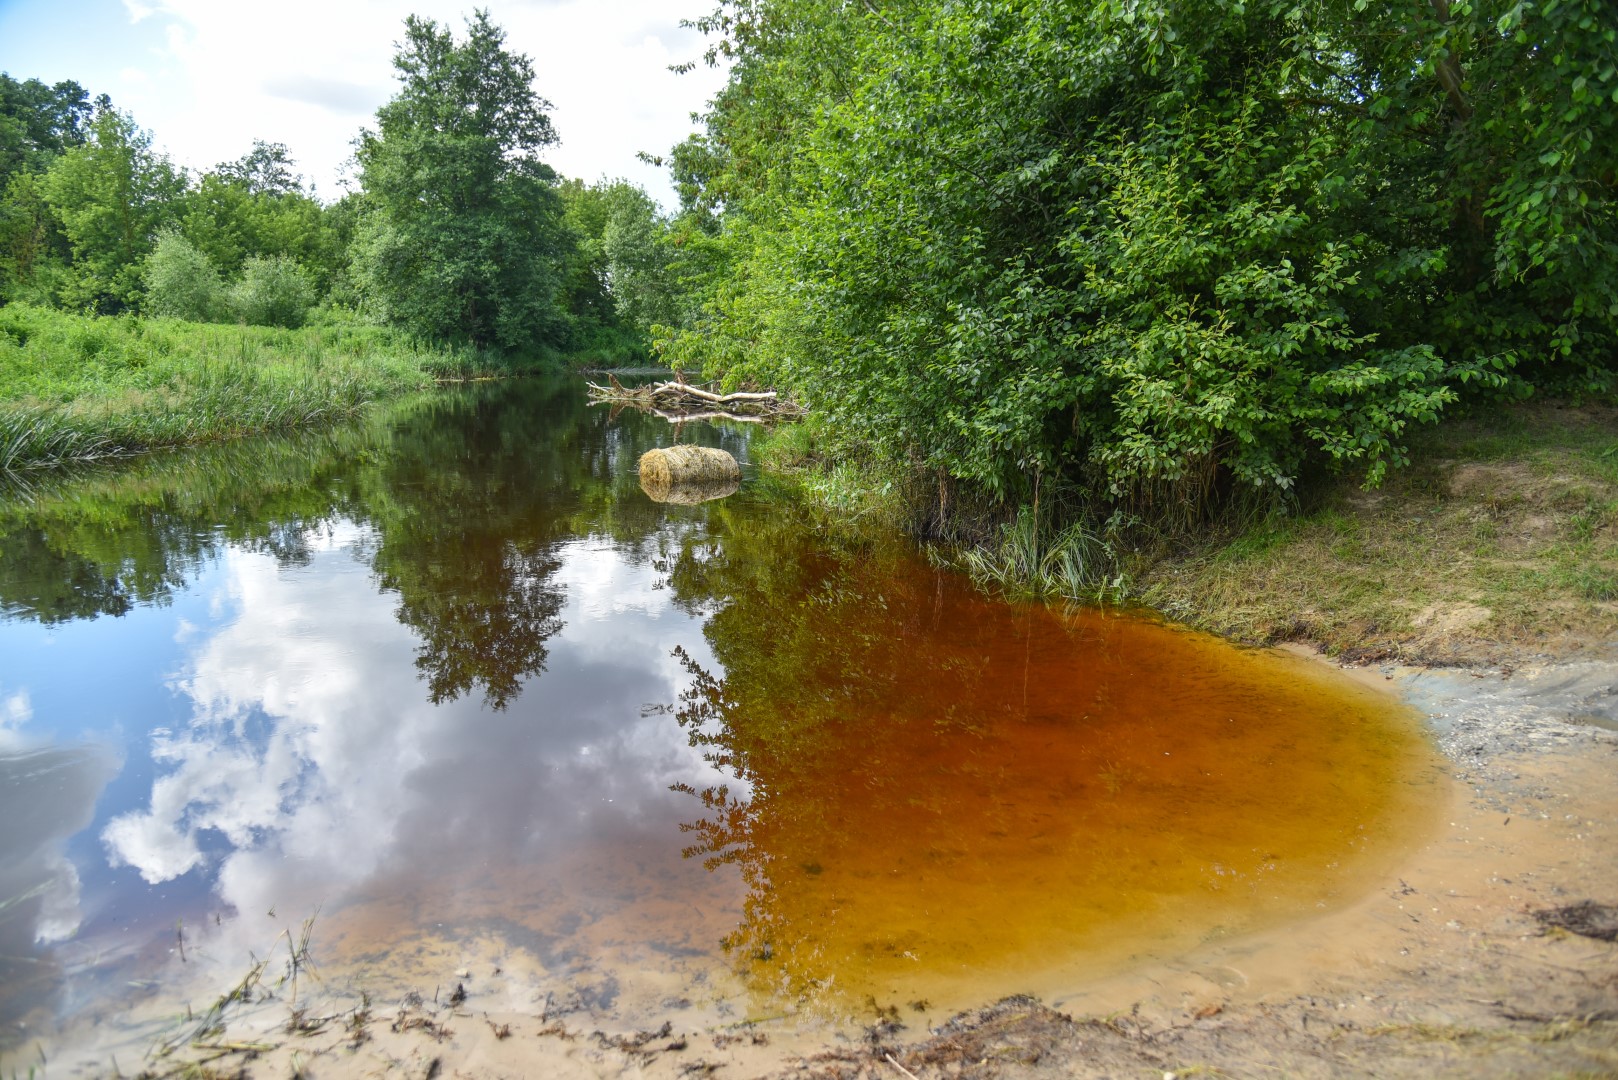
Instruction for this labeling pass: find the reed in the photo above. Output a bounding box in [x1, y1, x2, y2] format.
[0, 305, 559, 472]
[947, 505, 1126, 603]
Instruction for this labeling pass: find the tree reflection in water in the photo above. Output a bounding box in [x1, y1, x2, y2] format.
[660, 514, 1439, 1013]
[0, 379, 702, 710]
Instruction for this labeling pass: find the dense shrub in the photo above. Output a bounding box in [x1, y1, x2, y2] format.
[665, 0, 1618, 517]
[228, 254, 315, 328]
[143, 230, 225, 322]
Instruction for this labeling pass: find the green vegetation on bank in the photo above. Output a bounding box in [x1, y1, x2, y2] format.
[0, 304, 547, 472]
[2, 14, 692, 471]
[1134, 403, 1618, 661]
[661, 0, 1617, 563]
[758, 402, 1618, 661]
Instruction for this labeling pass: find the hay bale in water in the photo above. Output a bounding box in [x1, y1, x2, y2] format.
[638, 445, 742, 504]
[638, 445, 740, 486]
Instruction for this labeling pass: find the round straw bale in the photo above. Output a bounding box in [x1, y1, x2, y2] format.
[637, 445, 741, 487]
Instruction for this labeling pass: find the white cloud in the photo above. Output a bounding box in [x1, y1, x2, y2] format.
[103, 519, 738, 966]
[102, 808, 202, 883]
[0, 688, 32, 752]
[112, 0, 730, 206]
[1, 746, 118, 955]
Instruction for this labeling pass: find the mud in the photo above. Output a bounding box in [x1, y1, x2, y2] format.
[42, 649, 1618, 1080]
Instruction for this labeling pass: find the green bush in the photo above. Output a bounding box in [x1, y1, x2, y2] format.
[143, 230, 225, 322]
[665, 0, 1618, 523]
[228, 254, 315, 328]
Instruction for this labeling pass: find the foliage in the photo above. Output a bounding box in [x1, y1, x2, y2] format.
[143, 230, 225, 322]
[0, 73, 100, 185]
[4, 32, 660, 363]
[215, 139, 305, 197]
[554, 177, 657, 361]
[228, 253, 315, 328]
[177, 171, 342, 289]
[353, 11, 571, 351]
[40, 108, 183, 313]
[667, 0, 1618, 524]
[0, 168, 65, 303]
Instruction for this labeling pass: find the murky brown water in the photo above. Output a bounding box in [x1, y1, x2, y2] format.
[0, 377, 1441, 1064]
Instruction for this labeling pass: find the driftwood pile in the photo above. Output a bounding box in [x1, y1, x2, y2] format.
[586, 374, 806, 424]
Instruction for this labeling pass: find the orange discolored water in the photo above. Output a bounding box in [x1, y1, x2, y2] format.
[660, 538, 1445, 1015]
[0, 378, 1444, 1055]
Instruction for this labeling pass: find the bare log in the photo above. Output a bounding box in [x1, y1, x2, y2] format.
[586, 379, 804, 421]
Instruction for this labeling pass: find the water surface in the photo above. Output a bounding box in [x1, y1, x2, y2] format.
[0, 377, 1441, 1057]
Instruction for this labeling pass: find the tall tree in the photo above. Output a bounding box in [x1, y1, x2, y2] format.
[0, 74, 101, 186]
[664, 0, 1617, 520]
[42, 107, 183, 313]
[190, 140, 335, 289]
[354, 10, 570, 351]
[214, 139, 304, 197]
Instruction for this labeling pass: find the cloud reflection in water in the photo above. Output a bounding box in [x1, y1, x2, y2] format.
[99, 522, 740, 978]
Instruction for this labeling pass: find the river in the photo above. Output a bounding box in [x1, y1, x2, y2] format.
[0, 375, 1443, 1068]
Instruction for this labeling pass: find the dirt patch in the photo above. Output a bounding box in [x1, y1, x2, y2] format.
[1135, 401, 1618, 664]
[1535, 901, 1618, 943]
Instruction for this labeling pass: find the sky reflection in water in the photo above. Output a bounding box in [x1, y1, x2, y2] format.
[0, 382, 754, 1035]
[0, 378, 1441, 1044]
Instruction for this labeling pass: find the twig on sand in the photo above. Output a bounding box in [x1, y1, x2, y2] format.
[885, 1051, 922, 1079]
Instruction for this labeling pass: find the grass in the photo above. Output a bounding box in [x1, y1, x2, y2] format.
[756, 417, 1129, 601]
[0, 304, 559, 472]
[1131, 402, 1618, 661]
[946, 504, 1127, 603]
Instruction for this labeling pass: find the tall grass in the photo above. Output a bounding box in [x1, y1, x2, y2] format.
[0, 305, 557, 472]
[0, 409, 120, 472]
[754, 417, 1128, 601]
[946, 503, 1127, 602]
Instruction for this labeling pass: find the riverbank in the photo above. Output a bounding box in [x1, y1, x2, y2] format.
[0, 305, 557, 473]
[761, 400, 1618, 668]
[1134, 402, 1618, 667]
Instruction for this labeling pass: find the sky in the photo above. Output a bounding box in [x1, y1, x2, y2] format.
[0, 0, 732, 209]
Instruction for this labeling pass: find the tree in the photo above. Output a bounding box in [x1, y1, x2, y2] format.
[664, 0, 1617, 523]
[214, 139, 304, 197]
[42, 107, 182, 313]
[0, 75, 106, 302]
[178, 169, 340, 291]
[0, 74, 101, 186]
[354, 10, 570, 351]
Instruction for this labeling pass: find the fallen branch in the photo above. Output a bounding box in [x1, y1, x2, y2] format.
[586, 376, 805, 421]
